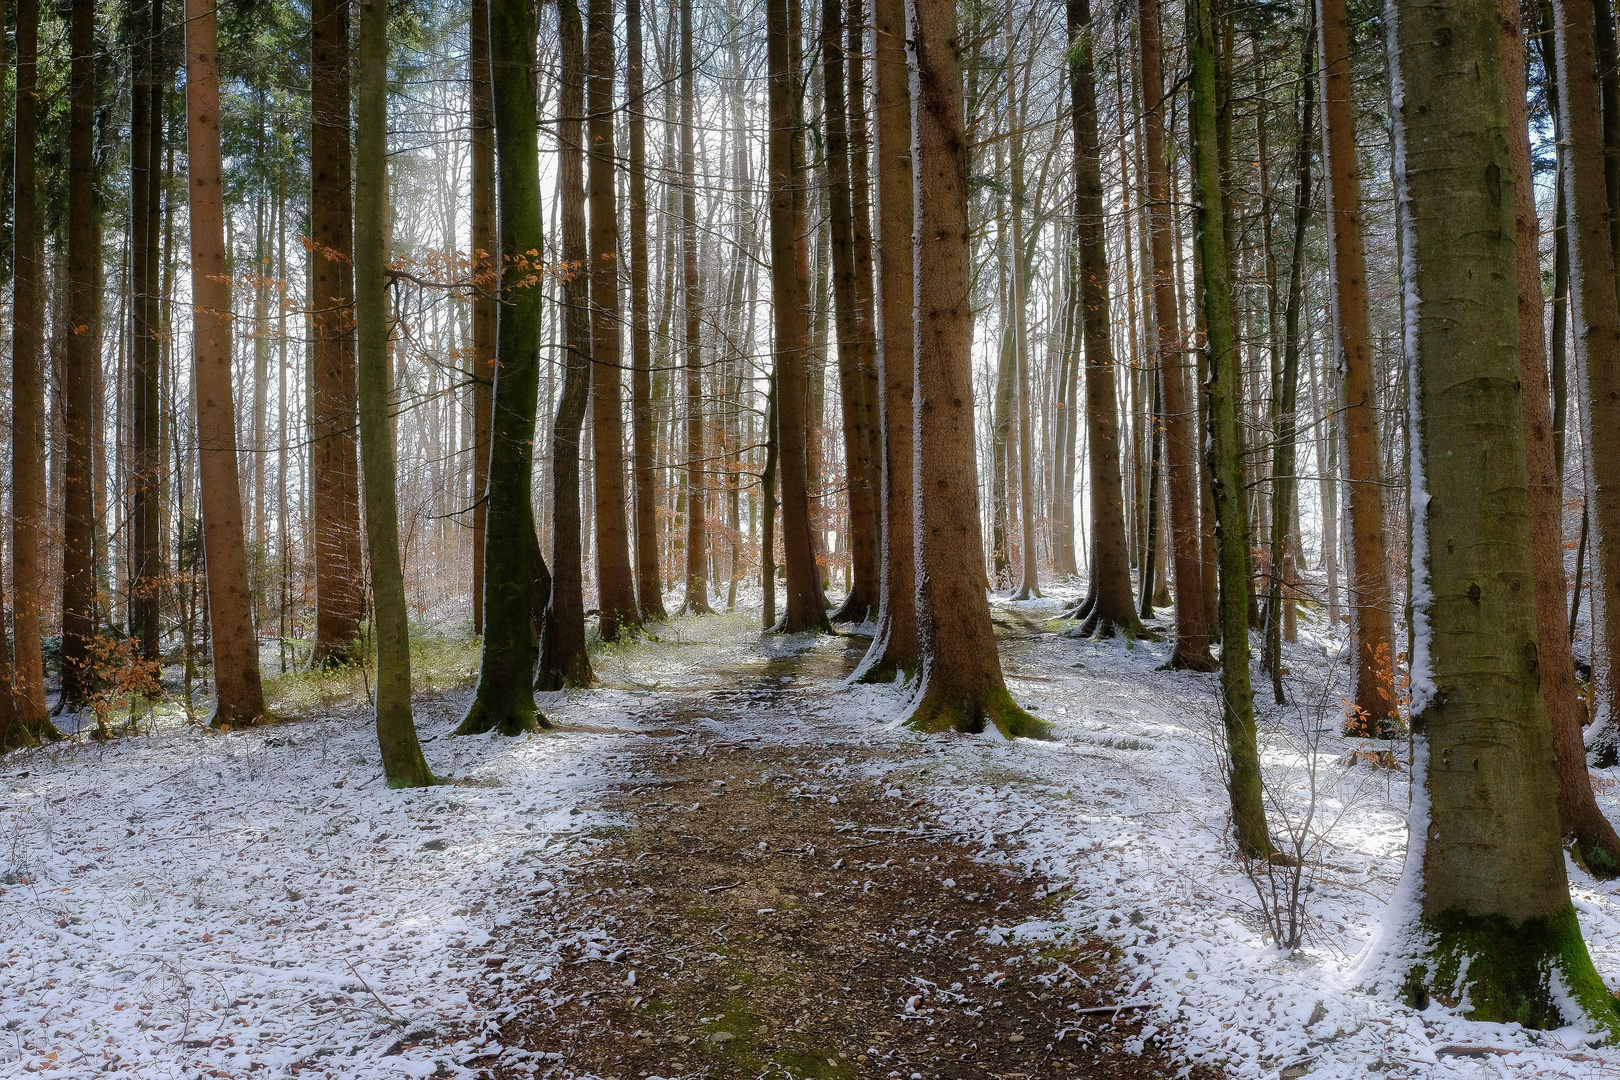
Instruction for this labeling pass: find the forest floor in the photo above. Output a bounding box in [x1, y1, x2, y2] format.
[6, 592, 1620, 1080]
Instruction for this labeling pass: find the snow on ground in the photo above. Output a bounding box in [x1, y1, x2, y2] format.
[7, 592, 1620, 1079]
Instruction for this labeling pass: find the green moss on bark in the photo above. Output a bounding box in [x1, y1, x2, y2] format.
[904, 684, 1053, 740]
[1403, 903, 1620, 1036]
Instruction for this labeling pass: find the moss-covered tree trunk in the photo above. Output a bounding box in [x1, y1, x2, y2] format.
[354, 0, 434, 787]
[1190, 0, 1271, 859]
[457, 0, 549, 734]
[468, 0, 495, 635]
[902, 0, 1043, 740]
[538, 0, 594, 692]
[1374, 0, 1617, 1029]
[186, 0, 266, 727]
[853, 0, 919, 682]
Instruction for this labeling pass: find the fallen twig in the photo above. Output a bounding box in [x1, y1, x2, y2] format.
[704, 881, 743, 894]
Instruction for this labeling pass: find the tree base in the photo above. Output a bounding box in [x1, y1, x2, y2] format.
[455, 688, 550, 736]
[903, 683, 1053, 740]
[828, 593, 876, 624]
[1061, 612, 1160, 642]
[1399, 904, 1620, 1036]
[1164, 648, 1219, 673]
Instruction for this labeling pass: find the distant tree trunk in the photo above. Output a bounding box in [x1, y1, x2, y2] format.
[10, 0, 50, 732]
[847, 0, 884, 602]
[187, 0, 266, 727]
[761, 372, 780, 628]
[822, 0, 880, 622]
[854, 0, 919, 680]
[1138, 0, 1213, 670]
[1264, 16, 1313, 703]
[1379, 0, 1615, 1028]
[60, 0, 101, 711]
[679, 0, 713, 615]
[628, 0, 666, 622]
[457, 0, 549, 734]
[587, 0, 641, 641]
[538, 0, 594, 690]
[1316, 0, 1396, 734]
[469, 0, 496, 635]
[310, 0, 364, 666]
[903, 0, 1043, 739]
[1547, 0, 1620, 865]
[355, 0, 433, 785]
[766, 0, 829, 633]
[129, 0, 164, 662]
[1066, 0, 1138, 637]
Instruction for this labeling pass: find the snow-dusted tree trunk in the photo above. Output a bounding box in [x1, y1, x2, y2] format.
[1374, 0, 1616, 1027]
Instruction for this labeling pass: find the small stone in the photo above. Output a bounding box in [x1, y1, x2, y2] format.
[1008, 1033, 1025, 1043]
[710, 1031, 736, 1044]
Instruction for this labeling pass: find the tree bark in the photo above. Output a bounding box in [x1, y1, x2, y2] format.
[1138, 0, 1214, 670]
[903, 0, 1043, 739]
[458, 0, 550, 733]
[130, 0, 164, 663]
[1379, 0, 1614, 1028]
[767, 0, 830, 633]
[538, 0, 594, 691]
[187, 0, 266, 726]
[628, 0, 666, 622]
[469, 0, 496, 634]
[679, 0, 712, 615]
[10, 0, 50, 733]
[310, 0, 364, 666]
[1316, 0, 1397, 734]
[854, 0, 919, 680]
[355, 0, 434, 785]
[587, 0, 641, 641]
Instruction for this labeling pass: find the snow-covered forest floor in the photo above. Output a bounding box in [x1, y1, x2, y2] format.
[5, 589, 1620, 1079]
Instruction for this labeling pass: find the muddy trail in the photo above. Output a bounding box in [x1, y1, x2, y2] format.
[484, 631, 1209, 1080]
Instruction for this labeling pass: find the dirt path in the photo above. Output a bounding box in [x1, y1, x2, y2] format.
[472, 630, 1208, 1080]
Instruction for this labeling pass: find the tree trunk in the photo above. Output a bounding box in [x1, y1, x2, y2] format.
[847, 0, 883, 605]
[469, 0, 496, 635]
[130, 0, 164, 663]
[587, 0, 641, 641]
[1191, 0, 1272, 859]
[767, 0, 829, 633]
[854, 0, 918, 680]
[1317, 0, 1397, 734]
[538, 0, 594, 691]
[187, 0, 266, 727]
[310, 0, 364, 666]
[10, 0, 50, 733]
[1376, 0, 1615, 1028]
[903, 0, 1042, 739]
[1007, 43, 1040, 604]
[628, 0, 666, 622]
[822, 0, 879, 622]
[1066, 0, 1138, 637]
[679, 0, 712, 615]
[355, 0, 433, 786]
[457, 0, 550, 734]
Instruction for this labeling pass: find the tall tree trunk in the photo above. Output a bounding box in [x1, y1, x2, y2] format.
[1191, 0, 1271, 859]
[767, 0, 829, 633]
[1316, 0, 1397, 734]
[60, 0, 101, 711]
[10, 0, 50, 733]
[1007, 44, 1040, 603]
[628, 0, 666, 621]
[679, 0, 712, 615]
[355, 0, 433, 785]
[1139, 0, 1214, 670]
[1066, 0, 1138, 637]
[854, 0, 918, 680]
[130, 0, 164, 663]
[822, 0, 880, 621]
[310, 0, 364, 665]
[588, 0, 641, 640]
[469, 0, 496, 634]
[1377, 0, 1615, 1028]
[458, 0, 550, 734]
[1542, 0, 1620, 869]
[847, 0, 883, 601]
[187, 0, 266, 726]
[1263, 15, 1314, 703]
[538, 0, 594, 690]
[903, 0, 1042, 739]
